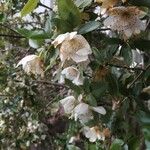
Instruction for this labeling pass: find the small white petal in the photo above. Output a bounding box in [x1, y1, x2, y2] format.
[52, 32, 77, 47]
[73, 103, 93, 123]
[60, 96, 76, 114]
[52, 32, 70, 47]
[91, 106, 106, 115]
[71, 54, 89, 63]
[82, 126, 97, 142]
[76, 47, 92, 56]
[17, 55, 37, 67]
[72, 76, 83, 85]
[69, 31, 78, 40]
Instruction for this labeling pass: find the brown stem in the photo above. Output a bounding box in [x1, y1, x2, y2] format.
[32, 80, 67, 88]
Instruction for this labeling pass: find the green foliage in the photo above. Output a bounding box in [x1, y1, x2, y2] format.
[75, 0, 92, 9]
[57, 0, 81, 32]
[110, 139, 124, 150]
[78, 21, 101, 34]
[17, 29, 52, 39]
[0, 0, 150, 149]
[21, 0, 39, 17]
[129, 0, 150, 8]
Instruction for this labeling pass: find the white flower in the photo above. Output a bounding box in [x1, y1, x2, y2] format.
[17, 55, 44, 77]
[82, 126, 105, 142]
[59, 66, 83, 85]
[60, 96, 76, 114]
[73, 103, 106, 124]
[104, 6, 146, 39]
[73, 103, 93, 123]
[52, 32, 92, 63]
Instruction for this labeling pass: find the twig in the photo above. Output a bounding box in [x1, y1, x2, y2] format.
[33, 80, 67, 88]
[107, 63, 145, 71]
[37, 93, 63, 114]
[38, 2, 53, 11]
[120, 64, 150, 104]
[127, 64, 150, 89]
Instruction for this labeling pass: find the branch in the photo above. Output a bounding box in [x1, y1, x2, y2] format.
[107, 63, 145, 71]
[127, 64, 150, 89]
[33, 80, 68, 88]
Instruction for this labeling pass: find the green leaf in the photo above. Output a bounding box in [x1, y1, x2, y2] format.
[92, 47, 103, 63]
[86, 93, 97, 106]
[120, 45, 132, 66]
[75, 0, 92, 9]
[83, 78, 90, 93]
[21, 0, 39, 17]
[110, 139, 124, 150]
[57, 0, 81, 29]
[16, 29, 52, 39]
[129, 0, 150, 8]
[78, 21, 101, 34]
[53, 18, 73, 33]
[106, 73, 119, 96]
[132, 39, 150, 52]
[65, 79, 82, 95]
[0, 13, 4, 22]
[105, 37, 121, 45]
[91, 81, 108, 98]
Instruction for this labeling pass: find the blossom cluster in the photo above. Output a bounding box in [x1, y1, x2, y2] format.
[15, 0, 147, 145]
[95, 0, 146, 39]
[16, 31, 108, 142]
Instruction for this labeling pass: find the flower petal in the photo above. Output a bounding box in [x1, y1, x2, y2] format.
[76, 47, 92, 56]
[60, 96, 76, 114]
[82, 126, 97, 142]
[52, 32, 77, 48]
[71, 54, 88, 63]
[91, 106, 106, 115]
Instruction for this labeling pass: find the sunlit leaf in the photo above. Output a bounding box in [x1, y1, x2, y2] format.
[21, 0, 39, 17]
[57, 0, 81, 29]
